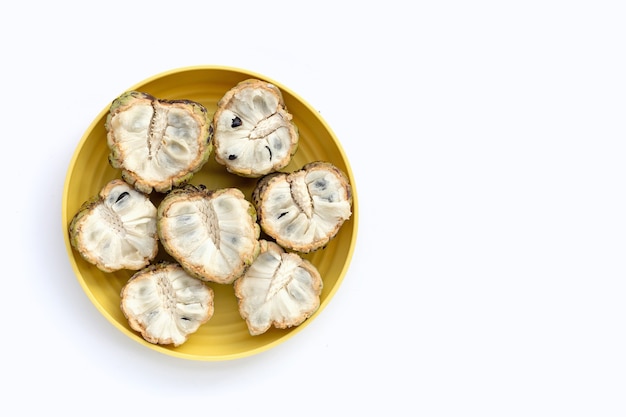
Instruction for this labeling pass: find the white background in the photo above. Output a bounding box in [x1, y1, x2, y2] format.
[3, 1, 626, 415]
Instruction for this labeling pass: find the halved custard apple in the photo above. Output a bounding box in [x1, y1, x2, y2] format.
[106, 91, 212, 193]
[121, 262, 214, 347]
[157, 185, 261, 284]
[69, 179, 158, 272]
[252, 161, 353, 253]
[212, 79, 299, 178]
[234, 240, 323, 336]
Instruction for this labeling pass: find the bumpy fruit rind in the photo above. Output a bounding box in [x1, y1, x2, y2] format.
[121, 262, 214, 346]
[234, 240, 323, 336]
[69, 179, 158, 272]
[211, 79, 299, 178]
[106, 91, 212, 194]
[157, 184, 261, 284]
[252, 161, 352, 253]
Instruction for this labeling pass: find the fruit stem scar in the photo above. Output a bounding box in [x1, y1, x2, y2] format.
[148, 101, 167, 160]
[265, 257, 291, 303]
[288, 177, 313, 219]
[199, 200, 220, 250]
[249, 113, 282, 140]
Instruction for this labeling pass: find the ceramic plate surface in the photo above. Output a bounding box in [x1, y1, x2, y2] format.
[62, 66, 358, 361]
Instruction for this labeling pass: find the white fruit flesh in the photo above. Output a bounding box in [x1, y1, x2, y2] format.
[213, 79, 298, 177]
[234, 241, 322, 336]
[113, 105, 200, 180]
[158, 186, 260, 284]
[106, 92, 211, 193]
[253, 162, 352, 253]
[69, 179, 158, 272]
[121, 262, 214, 346]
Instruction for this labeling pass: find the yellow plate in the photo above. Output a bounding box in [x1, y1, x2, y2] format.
[62, 66, 358, 361]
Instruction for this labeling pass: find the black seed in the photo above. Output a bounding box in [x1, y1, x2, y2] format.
[266, 145, 272, 160]
[231, 116, 242, 128]
[115, 192, 130, 204]
[314, 179, 328, 191]
[181, 317, 191, 321]
[278, 211, 288, 219]
[228, 154, 237, 160]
